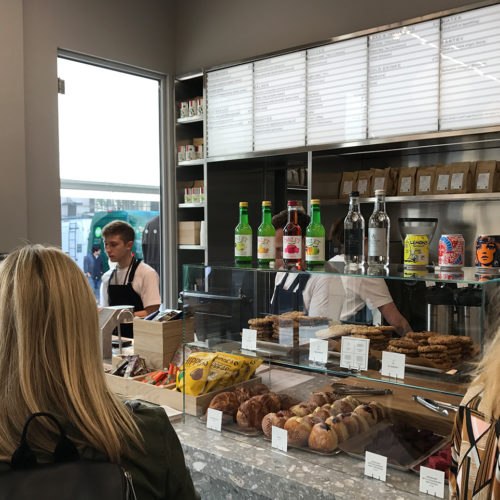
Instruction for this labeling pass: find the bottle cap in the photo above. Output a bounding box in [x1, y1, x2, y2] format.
[287, 200, 298, 207]
[239, 202, 248, 207]
[262, 201, 271, 207]
[350, 191, 360, 197]
[311, 199, 320, 205]
[375, 189, 386, 196]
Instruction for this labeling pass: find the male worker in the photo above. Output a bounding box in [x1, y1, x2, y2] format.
[100, 220, 161, 337]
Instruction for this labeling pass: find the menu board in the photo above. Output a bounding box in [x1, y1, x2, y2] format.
[440, 4, 500, 130]
[254, 51, 306, 151]
[206, 63, 253, 157]
[368, 20, 440, 138]
[307, 38, 368, 145]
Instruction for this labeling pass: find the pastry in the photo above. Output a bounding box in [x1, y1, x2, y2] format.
[290, 403, 313, 417]
[428, 334, 461, 345]
[234, 386, 253, 404]
[236, 398, 266, 429]
[366, 401, 386, 421]
[308, 393, 328, 407]
[254, 393, 281, 414]
[208, 391, 240, 421]
[353, 403, 377, 425]
[325, 416, 349, 442]
[261, 412, 289, 438]
[249, 384, 270, 396]
[351, 412, 370, 433]
[388, 345, 418, 356]
[336, 412, 359, 435]
[311, 406, 331, 422]
[277, 393, 299, 409]
[331, 397, 357, 415]
[284, 417, 312, 447]
[418, 344, 447, 354]
[308, 422, 338, 452]
[303, 413, 324, 427]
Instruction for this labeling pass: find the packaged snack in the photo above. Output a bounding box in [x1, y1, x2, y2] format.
[339, 171, 358, 200]
[433, 165, 451, 194]
[415, 166, 436, 195]
[475, 161, 500, 192]
[397, 166, 417, 196]
[449, 162, 475, 194]
[356, 170, 371, 197]
[204, 353, 246, 393]
[176, 352, 217, 396]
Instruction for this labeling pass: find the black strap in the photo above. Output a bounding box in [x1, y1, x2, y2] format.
[127, 259, 142, 285]
[11, 412, 79, 470]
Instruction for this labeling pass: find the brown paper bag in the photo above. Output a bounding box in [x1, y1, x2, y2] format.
[356, 170, 372, 197]
[339, 171, 358, 200]
[387, 168, 399, 196]
[397, 166, 417, 196]
[370, 167, 396, 196]
[433, 165, 451, 194]
[475, 161, 500, 192]
[449, 162, 474, 194]
[415, 166, 436, 196]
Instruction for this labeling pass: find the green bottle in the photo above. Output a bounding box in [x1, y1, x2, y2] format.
[305, 199, 325, 268]
[235, 201, 252, 265]
[257, 201, 275, 268]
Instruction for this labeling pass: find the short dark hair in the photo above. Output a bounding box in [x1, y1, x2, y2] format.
[91, 244, 101, 253]
[272, 208, 310, 231]
[102, 220, 135, 244]
[328, 218, 345, 246]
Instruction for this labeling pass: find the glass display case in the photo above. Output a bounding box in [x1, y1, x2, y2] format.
[182, 262, 500, 397]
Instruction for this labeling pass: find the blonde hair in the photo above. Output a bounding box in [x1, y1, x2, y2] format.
[0, 245, 141, 462]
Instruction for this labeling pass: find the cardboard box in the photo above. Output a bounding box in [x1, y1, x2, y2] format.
[105, 372, 262, 416]
[193, 137, 204, 146]
[133, 317, 194, 370]
[178, 221, 201, 245]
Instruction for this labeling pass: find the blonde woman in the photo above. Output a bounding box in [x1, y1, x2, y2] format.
[0, 245, 198, 499]
[450, 320, 500, 499]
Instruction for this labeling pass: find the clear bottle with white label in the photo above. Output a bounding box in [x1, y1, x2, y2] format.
[344, 191, 365, 268]
[367, 190, 390, 267]
[234, 201, 252, 266]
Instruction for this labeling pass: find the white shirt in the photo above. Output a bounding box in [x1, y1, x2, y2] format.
[273, 272, 331, 317]
[330, 255, 393, 321]
[100, 261, 161, 308]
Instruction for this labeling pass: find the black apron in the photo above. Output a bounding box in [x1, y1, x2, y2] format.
[270, 273, 311, 315]
[107, 258, 144, 338]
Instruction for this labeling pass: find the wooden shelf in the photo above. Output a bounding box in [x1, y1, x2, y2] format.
[178, 245, 206, 250]
[177, 116, 203, 124]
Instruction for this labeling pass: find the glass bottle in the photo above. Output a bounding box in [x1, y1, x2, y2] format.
[367, 189, 390, 267]
[257, 201, 275, 268]
[234, 201, 252, 265]
[344, 191, 365, 268]
[305, 199, 325, 268]
[283, 200, 302, 270]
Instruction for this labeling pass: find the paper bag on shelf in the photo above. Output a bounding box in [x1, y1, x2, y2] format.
[433, 165, 451, 194]
[475, 161, 500, 192]
[397, 166, 417, 196]
[339, 171, 358, 200]
[449, 162, 474, 194]
[415, 166, 436, 196]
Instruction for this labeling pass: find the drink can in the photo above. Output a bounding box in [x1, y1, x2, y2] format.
[404, 234, 429, 267]
[439, 234, 465, 267]
[438, 271, 464, 281]
[404, 269, 427, 278]
[475, 235, 500, 269]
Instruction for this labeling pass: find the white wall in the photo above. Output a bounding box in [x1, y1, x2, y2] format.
[0, 0, 27, 252]
[175, 0, 476, 74]
[18, 0, 176, 248]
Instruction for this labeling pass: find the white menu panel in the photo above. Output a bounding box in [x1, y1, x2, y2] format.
[307, 38, 368, 145]
[368, 20, 440, 138]
[254, 52, 306, 151]
[206, 63, 253, 157]
[440, 4, 500, 130]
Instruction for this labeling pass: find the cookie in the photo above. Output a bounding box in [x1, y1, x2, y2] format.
[389, 339, 419, 349]
[418, 344, 447, 353]
[388, 345, 418, 355]
[428, 335, 461, 345]
[419, 352, 449, 359]
[406, 332, 431, 342]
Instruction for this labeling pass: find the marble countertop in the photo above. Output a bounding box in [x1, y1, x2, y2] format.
[172, 367, 448, 499]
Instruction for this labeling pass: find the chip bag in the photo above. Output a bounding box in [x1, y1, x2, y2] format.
[204, 353, 246, 393]
[176, 352, 217, 396]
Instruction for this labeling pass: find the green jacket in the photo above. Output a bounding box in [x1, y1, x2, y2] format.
[121, 402, 199, 499]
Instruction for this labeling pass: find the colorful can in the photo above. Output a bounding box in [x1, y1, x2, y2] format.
[438, 271, 464, 281]
[404, 269, 427, 278]
[475, 235, 500, 268]
[439, 234, 465, 267]
[404, 234, 429, 267]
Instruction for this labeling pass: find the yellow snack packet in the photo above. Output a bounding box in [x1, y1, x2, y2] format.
[204, 353, 246, 393]
[176, 352, 217, 396]
[234, 356, 263, 384]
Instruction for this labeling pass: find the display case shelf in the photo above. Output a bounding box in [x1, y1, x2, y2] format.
[177, 116, 203, 124]
[179, 245, 206, 250]
[178, 159, 205, 167]
[178, 202, 205, 208]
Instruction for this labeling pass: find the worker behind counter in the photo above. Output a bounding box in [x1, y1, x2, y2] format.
[328, 218, 412, 336]
[100, 220, 161, 337]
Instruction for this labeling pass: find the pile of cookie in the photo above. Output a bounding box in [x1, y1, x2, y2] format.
[350, 325, 395, 352]
[248, 317, 275, 340]
[388, 332, 474, 369]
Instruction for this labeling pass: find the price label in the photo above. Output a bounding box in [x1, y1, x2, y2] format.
[271, 426, 288, 452]
[309, 338, 328, 364]
[206, 408, 222, 432]
[419, 175, 432, 192]
[340, 336, 369, 371]
[381, 351, 405, 379]
[242, 328, 257, 351]
[364, 451, 387, 481]
[450, 172, 464, 190]
[419, 466, 445, 498]
[477, 172, 490, 190]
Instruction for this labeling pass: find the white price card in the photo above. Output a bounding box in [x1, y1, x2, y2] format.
[419, 466, 445, 498]
[241, 328, 257, 351]
[340, 336, 369, 371]
[477, 173, 490, 190]
[206, 408, 222, 432]
[309, 338, 328, 364]
[436, 174, 450, 191]
[271, 426, 288, 452]
[400, 176, 412, 193]
[419, 175, 432, 192]
[381, 351, 405, 379]
[364, 451, 387, 482]
[451, 172, 464, 190]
